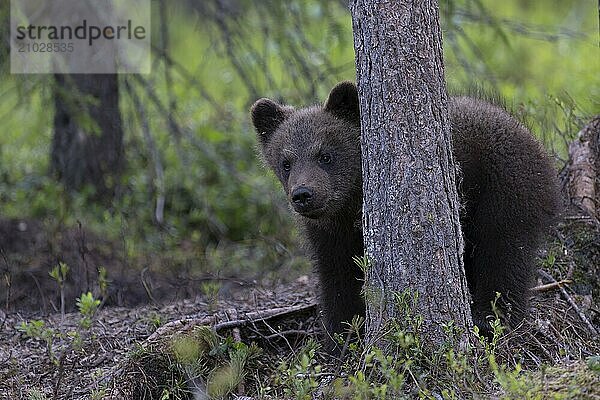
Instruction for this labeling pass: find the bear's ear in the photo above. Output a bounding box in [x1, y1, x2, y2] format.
[251, 98, 293, 145]
[323, 81, 360, 124]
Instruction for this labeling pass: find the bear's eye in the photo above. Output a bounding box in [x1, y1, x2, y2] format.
[282, 160, 291, 172]
[319, 153, 333, 165]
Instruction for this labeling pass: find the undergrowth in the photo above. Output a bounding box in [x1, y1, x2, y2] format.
[17, 270, 103, 399]
[14, 278, 598, 399]
[106, 290, 599, 399]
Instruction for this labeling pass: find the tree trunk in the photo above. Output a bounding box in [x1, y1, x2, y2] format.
[561, 115, 600, 219]
[51, 74, 124, 199]
[349, 0, 472, 349]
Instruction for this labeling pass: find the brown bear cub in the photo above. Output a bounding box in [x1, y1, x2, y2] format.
[251, 81, 560, 343]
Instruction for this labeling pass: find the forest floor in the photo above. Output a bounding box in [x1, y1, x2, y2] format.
[1, 275, 319, 399]
[0, 215, 599, 399]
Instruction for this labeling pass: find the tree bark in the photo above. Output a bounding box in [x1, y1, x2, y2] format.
[562, 115, 600, 219]
[349, 0, 472, 349]
[51, 74, 124, 199]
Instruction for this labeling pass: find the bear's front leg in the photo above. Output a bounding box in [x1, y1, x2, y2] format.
[315, 255, 365, 351]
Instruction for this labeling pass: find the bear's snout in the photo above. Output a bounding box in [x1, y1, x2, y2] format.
[290, 185, 327, 218]
[291, 186, 314, 211]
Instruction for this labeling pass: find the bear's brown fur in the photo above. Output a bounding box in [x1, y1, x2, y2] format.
[251, 81, 561, 343]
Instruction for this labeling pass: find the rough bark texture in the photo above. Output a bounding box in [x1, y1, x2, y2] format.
[349, 0, 472, 348]
[562, 116, 600, 219]
[51, 74, 124, 199]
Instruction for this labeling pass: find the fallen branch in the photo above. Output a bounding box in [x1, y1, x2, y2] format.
[538, 269, 598, 336]
[531, 279, 572, 292]
[147, 302, 317, 342]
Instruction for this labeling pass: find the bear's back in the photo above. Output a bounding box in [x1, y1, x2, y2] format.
[448, 96, 560, 234]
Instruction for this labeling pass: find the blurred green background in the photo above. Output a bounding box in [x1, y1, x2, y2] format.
[0, 0, 598, 311]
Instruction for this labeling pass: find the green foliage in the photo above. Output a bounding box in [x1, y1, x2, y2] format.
[57, 284, 593, 399]
[49, 262, 69, 316]
[352, 254, 371, 275]
[473, 296, 537, 398]
[17, 291, 100, 372]
[267, 290, 567, 399]
[200, 281, 221, 310]
[0, 1, 594, 291]
[542, 252, 556, 269]
[443, 0, 598, 156]
[275, 339, 323, 400]
[339, 346, 407, 399]
[587, 356, 600, 373]
[166, 326, 262, 399]
[144, 312, 165, 332]
[17, 320, 57, 365]
[89, 389, 106, 400]
[77, 292, 100, 329]
[48, 262, 69, 285]
[25, 388, 48, 400]
[331, 290, 463, 398]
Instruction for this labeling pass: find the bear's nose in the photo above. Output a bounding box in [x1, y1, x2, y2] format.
[291, 187, 313, 206]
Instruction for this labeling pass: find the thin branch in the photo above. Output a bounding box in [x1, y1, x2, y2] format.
[455, 9, 589, 42]
[531, 279, 572, 292]
[129, 74, 251, 183]
[538, 269, 598, 336]
[124, 80, 166, 224]
[159, 0, 179, 142]
[213, 0, 259, 100]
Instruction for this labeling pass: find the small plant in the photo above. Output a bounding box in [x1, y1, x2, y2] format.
[352, 254, 371, 275]
[17, 291, 101, 367]
[276, 339, 323, 400]
[77, 291, 100, 329]
[168, 326, 262, 398]
[587, 355, 600, 373]
[17, 320, 58, 365]
[97, 266, 109, 300]
[474, 293, 506, 354]
[541, 252, 556, 269]
[200, 281, 221, 310]
[16, 290, 104, 398]
[26, 388, 48, 400]
[89, 388, 106, 400]
[145, 312, 164, 331]
[49, 261, 69, 316]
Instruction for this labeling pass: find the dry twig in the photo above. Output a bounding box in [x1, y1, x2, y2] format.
[531, 279, 572, 292]
[147, 302, 317, 342]
[538, 269, 598, 336]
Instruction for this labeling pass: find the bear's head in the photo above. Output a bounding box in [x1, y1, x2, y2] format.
[251, 81, 362, 221]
